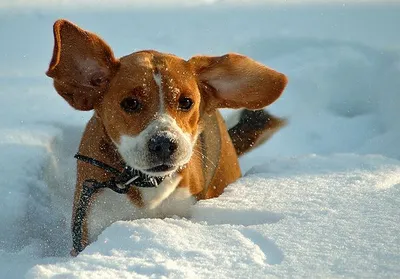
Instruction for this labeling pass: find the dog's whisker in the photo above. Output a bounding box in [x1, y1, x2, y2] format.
[196, 150, 218, 169]
[193, 149, 217, 169]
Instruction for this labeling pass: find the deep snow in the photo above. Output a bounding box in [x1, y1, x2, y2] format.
[27, 154, 400, 278]
[0, 2, 399, 278]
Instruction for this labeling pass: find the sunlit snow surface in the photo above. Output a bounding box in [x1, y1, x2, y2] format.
[0, 3, 399, 278]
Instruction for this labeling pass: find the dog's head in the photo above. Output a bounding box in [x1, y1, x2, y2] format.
[46, 19, 287, 177]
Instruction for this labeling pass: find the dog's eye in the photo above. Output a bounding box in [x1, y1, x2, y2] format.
[178, 97, 194, 111]
[120, 97, 141, 113]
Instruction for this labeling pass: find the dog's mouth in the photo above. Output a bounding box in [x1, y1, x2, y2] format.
[145, 164, 176, 175]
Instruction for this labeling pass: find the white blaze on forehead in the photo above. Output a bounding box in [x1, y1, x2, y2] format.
[153, 72, 164, 113]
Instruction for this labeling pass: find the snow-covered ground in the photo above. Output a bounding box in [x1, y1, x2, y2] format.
[1, 2, 400, 278]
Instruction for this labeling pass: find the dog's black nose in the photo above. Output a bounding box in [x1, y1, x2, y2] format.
[148, 135, 177, 159]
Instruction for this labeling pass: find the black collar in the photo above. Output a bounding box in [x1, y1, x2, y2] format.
[75, 153, 164, 192]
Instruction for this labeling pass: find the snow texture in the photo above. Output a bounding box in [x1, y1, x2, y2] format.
[0, 2, 399, 278]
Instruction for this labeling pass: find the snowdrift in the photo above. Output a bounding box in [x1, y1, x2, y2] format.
[28, 155, 400, 278]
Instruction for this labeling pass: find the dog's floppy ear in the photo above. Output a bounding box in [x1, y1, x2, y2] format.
[46, 19, 119, 111]
[189, 53, 287, 111]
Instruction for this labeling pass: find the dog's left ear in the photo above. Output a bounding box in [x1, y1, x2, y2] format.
[189, 53, 288, 111]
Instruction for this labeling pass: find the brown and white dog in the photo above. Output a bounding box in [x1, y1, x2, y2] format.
[46, 19, 288, 255]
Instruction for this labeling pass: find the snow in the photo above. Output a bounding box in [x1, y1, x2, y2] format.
[1, 2, 400, 278]
[25, 155, 400, 278]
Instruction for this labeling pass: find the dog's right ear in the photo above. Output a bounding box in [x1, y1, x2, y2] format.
[46, 19, 119, 111]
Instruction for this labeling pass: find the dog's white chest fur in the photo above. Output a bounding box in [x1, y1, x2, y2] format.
[87, 175, 195, 242]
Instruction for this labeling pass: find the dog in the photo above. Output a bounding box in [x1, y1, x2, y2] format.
[46, 19, 288, 255]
